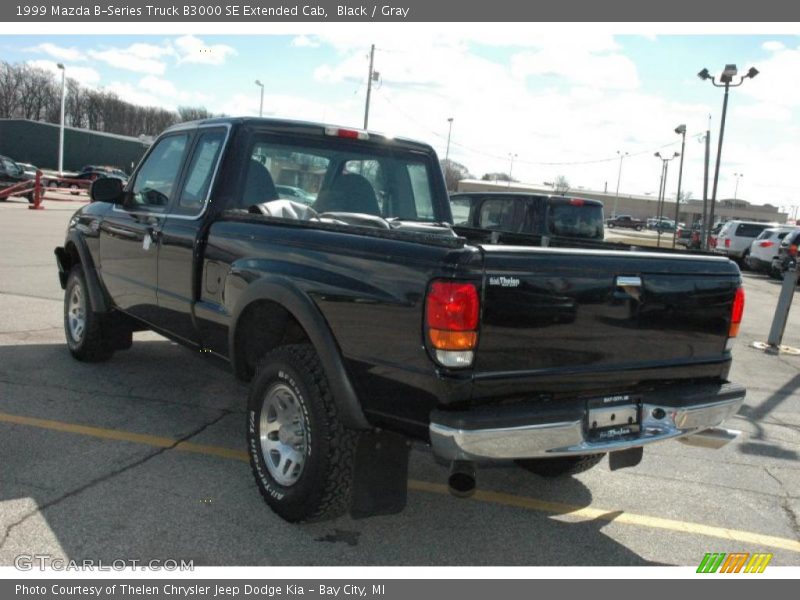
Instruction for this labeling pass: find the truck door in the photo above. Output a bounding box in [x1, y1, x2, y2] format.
[155, 127, 227, 344]
[98, 132, 190, 324]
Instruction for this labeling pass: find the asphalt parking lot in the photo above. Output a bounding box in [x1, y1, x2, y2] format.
[1, 196, 799, 567]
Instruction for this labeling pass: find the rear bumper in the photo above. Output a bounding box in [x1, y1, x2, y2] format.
[746, 256, 772, 271]
[429, 382, 745, 461]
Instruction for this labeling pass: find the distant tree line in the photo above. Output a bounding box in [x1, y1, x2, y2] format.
[0, 61, 216, 137]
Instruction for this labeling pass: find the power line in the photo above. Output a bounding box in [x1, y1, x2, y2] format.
[375, 88, 702, 167]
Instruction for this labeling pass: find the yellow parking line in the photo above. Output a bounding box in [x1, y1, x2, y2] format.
[2, 410, 799, 554]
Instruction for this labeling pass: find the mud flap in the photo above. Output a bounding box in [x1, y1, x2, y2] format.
[350, 430, 410, 519]
[609, 446, 643, 471]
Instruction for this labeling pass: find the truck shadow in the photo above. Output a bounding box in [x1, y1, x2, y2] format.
[0, 340, 664, 566]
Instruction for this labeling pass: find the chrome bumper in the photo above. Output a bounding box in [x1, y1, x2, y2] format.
[429, 385, 745, 461]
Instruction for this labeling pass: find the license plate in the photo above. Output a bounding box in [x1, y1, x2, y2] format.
[586, 394, 640, 441]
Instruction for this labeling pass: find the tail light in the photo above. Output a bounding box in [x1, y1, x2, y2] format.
[728, 286, 745, 339]
[425, 280, 479, 368]
[759, 240, 775, 248]
[725, 239, 731, 248]
[324, 126, 369, 140]
[790, 244, 798, 257]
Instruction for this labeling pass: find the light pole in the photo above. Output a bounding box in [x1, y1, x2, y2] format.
[507, 153, 517, 188]
[733, 172, 743, 211]
[57, 63, 66, 175]
[613, 150, 628, 218]
[444, 117, 454, 164]
[654, 151, 679, 248]
[254, 80, 264, 117]
[672, 124, 687, 248]
[698, 64, 758, 237]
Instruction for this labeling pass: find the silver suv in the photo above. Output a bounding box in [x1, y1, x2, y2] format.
[715, 220, 777, 264]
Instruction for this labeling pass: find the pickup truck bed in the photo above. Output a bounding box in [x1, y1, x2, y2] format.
[55, 117, 746, 523]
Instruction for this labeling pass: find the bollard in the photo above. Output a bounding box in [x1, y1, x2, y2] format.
[28, 170, 45, 210]
[766, 260, 798, 353]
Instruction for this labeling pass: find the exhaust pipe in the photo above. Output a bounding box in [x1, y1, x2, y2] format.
[448, 460, 476, 498]
[678, 427, 740, 449]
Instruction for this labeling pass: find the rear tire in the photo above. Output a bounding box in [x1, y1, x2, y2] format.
[64, 265, 114, 362]
[247, 343, 358, 522]
[516, 454, 605, 478]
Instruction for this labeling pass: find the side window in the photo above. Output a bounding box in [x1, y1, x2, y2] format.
[406, 163, 434, 220]
[736, 224, 765, 237]
[176, 129, 225, 216]
[450, 197, 472, 226]
[130, 134, 189, 212]
[479, 199, 520, 231]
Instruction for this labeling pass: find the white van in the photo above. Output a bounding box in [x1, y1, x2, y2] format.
[715, 220, 778, 264]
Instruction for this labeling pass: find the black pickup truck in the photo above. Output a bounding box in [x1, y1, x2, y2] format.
[56, 118, 746, 523]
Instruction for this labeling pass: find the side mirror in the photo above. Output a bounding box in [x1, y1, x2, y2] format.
[90, 177, 123, 204]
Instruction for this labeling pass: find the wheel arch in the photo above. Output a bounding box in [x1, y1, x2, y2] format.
[230, 276, 369, 431]
[55, 232, 109, 314]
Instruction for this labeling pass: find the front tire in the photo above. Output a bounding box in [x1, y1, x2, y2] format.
[516, 454, 605, 478]
[247, 344, 358, 522]
[64, 265, 114, 362]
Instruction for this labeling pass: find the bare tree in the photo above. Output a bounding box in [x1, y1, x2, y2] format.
[0, 60, 217, 137]
[440, 159, 472, 191]
[178, 106, 213, 122]
[554, 175, 570, 195]
[481, 172, 514, 182]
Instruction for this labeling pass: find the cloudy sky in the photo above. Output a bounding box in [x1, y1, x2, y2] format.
[2, 32, 799, 210]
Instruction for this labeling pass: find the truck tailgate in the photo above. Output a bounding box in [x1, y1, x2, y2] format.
[475, 246, 740, 390]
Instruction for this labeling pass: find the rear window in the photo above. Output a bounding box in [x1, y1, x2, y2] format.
[241, 137, 439, 221]
[735, 223, 768, 237]
[479, 199, 522, 231]
[548, 203, 604, 239]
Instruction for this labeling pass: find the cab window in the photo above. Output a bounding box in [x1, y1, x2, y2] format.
[176, 129, 225, 216]
[130, 134, 189, 212]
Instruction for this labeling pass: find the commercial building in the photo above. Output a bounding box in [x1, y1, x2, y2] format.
[0, 119, 151, 174]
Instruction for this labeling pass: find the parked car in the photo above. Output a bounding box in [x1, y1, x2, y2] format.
[648, 217, 677, 232]
[772, 229, 800, 280]
[746, 227, 799, 277]
[715, 220, 777, 265]
[56, 117, 747, 523]
[16, 162, 39, 178]
[606, 214, 645, 231]
[56, 167, 129, 195]
[449, 192, 605, 240]
[0, 154, 36, 203]
[276, 185, 316, 205]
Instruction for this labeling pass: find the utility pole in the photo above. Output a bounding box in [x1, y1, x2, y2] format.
[445, 117, 454, 164]
[363, 44, 375, 130]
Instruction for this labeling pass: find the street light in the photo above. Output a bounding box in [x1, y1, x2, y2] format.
[444, 117, 454, 165]
[613, 150, 628, 218]
[654, 151, 679, 248]
[254, 79, 264, 118]
[672, 124, 687, 248]
[733, 172, 744, 209]
[508, 153, 518, 188]
[698, 63, 758, 234]
[57, 63, 66, 175]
